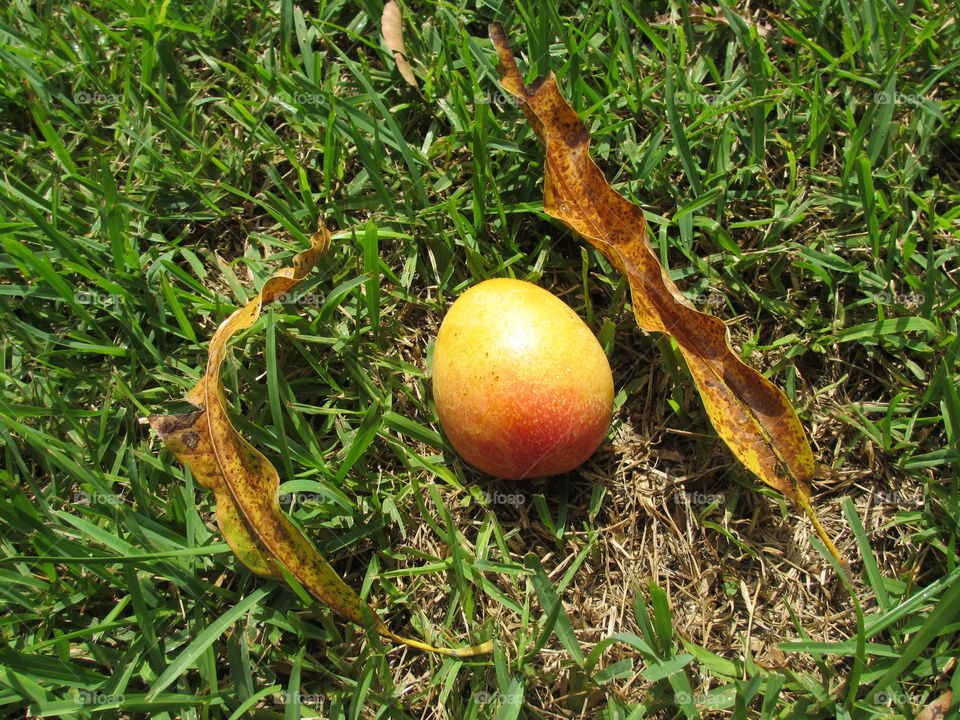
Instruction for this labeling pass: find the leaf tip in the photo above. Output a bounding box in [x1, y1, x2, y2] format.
[794, 486, 849, 577]
[488, 23, 526, 98]
[386, 630, 494, 657]
[381, 0, 418, 89]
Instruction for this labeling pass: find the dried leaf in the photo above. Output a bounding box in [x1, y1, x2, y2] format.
[489, 24, 845, 571]
[150, 409, 281, 579]
[915, 691, 953, 720]
[150, 226, 490, 657]
[382, 1, 418, 89]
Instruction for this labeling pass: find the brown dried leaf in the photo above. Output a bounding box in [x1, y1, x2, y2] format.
[489, 24, 845, 571]
[150, 226, 490, 657]
[382, 0, 418, 89]
[915, 691, 953, 720]
[150, 409, 281, 579]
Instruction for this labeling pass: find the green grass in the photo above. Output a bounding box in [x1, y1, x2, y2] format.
[1, 0, 959, 718]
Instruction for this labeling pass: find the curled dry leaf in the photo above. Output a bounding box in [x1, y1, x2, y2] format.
[149, 226, 491, 657]
[915, 691, 953, 720]
[489, 24, 846, 572]
[382, 0, 418, 89]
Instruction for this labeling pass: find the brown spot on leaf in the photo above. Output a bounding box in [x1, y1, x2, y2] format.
[148, 410, 204, 438]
